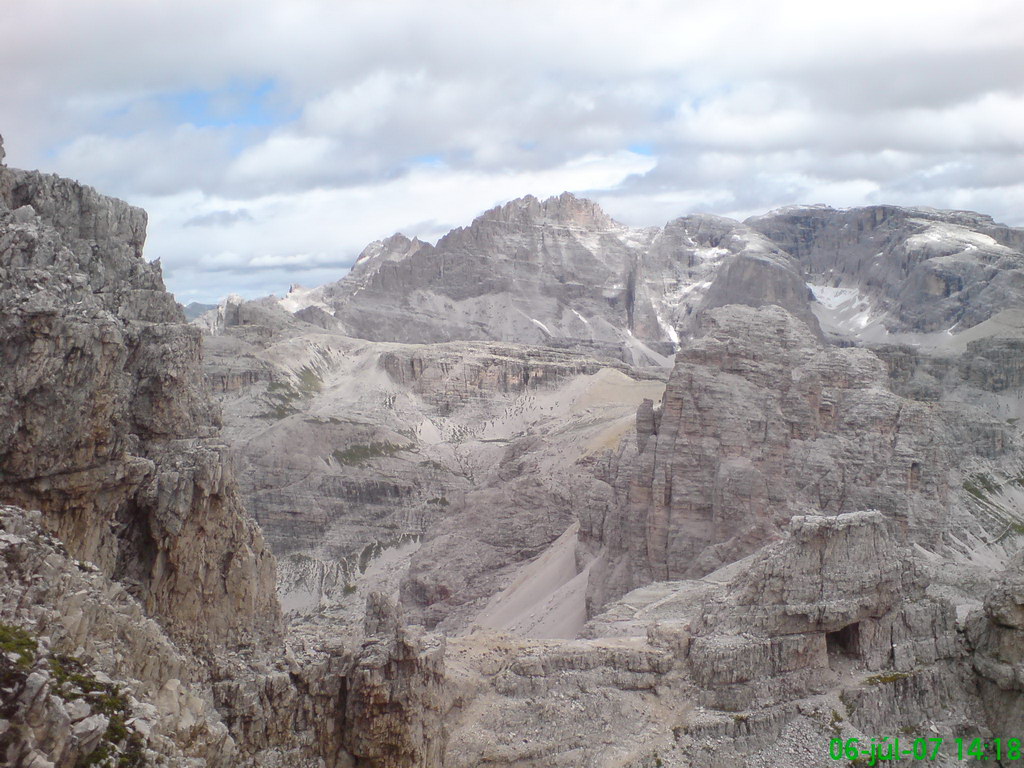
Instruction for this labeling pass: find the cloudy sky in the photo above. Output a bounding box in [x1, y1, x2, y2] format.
[3, 0, 1023, 303]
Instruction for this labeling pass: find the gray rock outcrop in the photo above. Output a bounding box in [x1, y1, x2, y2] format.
[748, 204, 1024, 335]
[0, 158, 280, 651]
[195, 190, 1024, 765]
[0, 137, 471, 768]
[292, 194, 837, 363]
[0, 504, 236, 766]
[583, 304, 987, 611]
[6, 123, 1024, 768]
[969, 553, 1024, 736]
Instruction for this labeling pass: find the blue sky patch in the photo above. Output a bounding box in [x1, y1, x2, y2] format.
[159, 79, 297, 129]
[410, 153, 445, 166]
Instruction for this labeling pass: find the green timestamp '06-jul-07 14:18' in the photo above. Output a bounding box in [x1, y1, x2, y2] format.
[830, 737, 1023, 763]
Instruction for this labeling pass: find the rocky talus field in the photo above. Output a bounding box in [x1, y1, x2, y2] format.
[2, 130, 1023, 767]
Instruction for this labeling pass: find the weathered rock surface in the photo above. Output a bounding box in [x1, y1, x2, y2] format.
[197, 189, 1024, 766]
[284, 194, 827, 366]
[436, 512, 987, 768]
[0, 503, 448, 768]
[968, 552, 1024, 736]
[748, 204, 1024, 336]
[198, 298, 668, 631]
[341, 594, 449, 767]
[6, 122, 1024, 768]
[281, 196, 1024, 359]
[208, 196, 1024, 639]
[0, 152, 279, 650]
[0, 138, 465, 768]
[0, 504, 235, 767]
[582, 304, 1011, 612]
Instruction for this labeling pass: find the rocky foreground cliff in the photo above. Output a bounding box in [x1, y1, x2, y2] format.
[3, 129, 1024, 768]
[0, 147, 280, 651]
[0, 134, 449, 767]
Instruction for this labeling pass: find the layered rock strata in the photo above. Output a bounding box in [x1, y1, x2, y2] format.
[0, 141, 279, 650]
[0, 504, 236, 766]
[437, 511, 988, 768]
[748, 204, 1024, 334]
[284, 194, 826, 363]
[968, 554, 1024, 737]
[0, 134, 470, 768]
[6, 123, 1024, 768]
[198, 296, 668, 630]
[583, 304, 994, 611]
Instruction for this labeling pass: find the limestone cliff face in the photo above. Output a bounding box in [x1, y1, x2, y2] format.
[197, 297, 666, 633]
[302, 194, 826, 364]
[680, 511, 968, 723]
[0, 136, 280, 650]
[342, 594, 448, 767]
[969, 554, 1024, 735]
[0, 504, 238, 767]
[438, 511, 984, 767]
[11, 121, 1014, 767]
[584, 304, 984, 610]
[286, 196, 1024, 361]
[320, 194, 646, 348]
[748, 204, 1024, 334]
[0, 134, 457, 768]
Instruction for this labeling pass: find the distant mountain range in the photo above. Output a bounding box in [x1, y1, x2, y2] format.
[262, 193, 1024, 361]
[181, 300, 217, 320]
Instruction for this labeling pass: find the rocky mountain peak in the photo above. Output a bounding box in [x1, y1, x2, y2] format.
[351, 231, 429, 268]
[356, 231, 417, 259]
[0, 132, 5, 166]
[5, 116, 1024, 767]
[476, 191, 616, 230]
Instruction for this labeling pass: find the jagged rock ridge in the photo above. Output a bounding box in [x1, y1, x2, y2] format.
[280, 193, 1024, 357]
[0, 136, 279, 650]
[200, 186, 1024, 765]
[0, 133, 457, 768]
[3, 125, 1024, 768]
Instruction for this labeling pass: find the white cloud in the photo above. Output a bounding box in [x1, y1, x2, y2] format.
[229, 134, 335, 184]
[140, 150, 655, 301]
[1, 0, 1023, 302]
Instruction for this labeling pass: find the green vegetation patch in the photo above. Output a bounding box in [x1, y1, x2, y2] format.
[296, 365, 323, 396]
[962, 470, 1024, 541]
[332, 441, 406, 465]
[257, 367, 322, 419]
[49, 653, 147, 767]
[258, 379, 301, 419]
[963, 472, 1000, 500]
[0, 626, 145, 766]
[864, 671, 912, 685]
[0, 622, 38, 668]
[829, 709, 844, 734]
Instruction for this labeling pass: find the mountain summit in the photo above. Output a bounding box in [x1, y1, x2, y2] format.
[281, 192, 1024, 364]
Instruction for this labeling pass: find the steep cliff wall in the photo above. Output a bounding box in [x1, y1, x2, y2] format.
[0, 133, 279, 650]
[969, 553, 1024, 736]
[748, 204, 1024, 334]
[0, 134, 496, 768]
[584, 304, 1012, 611]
